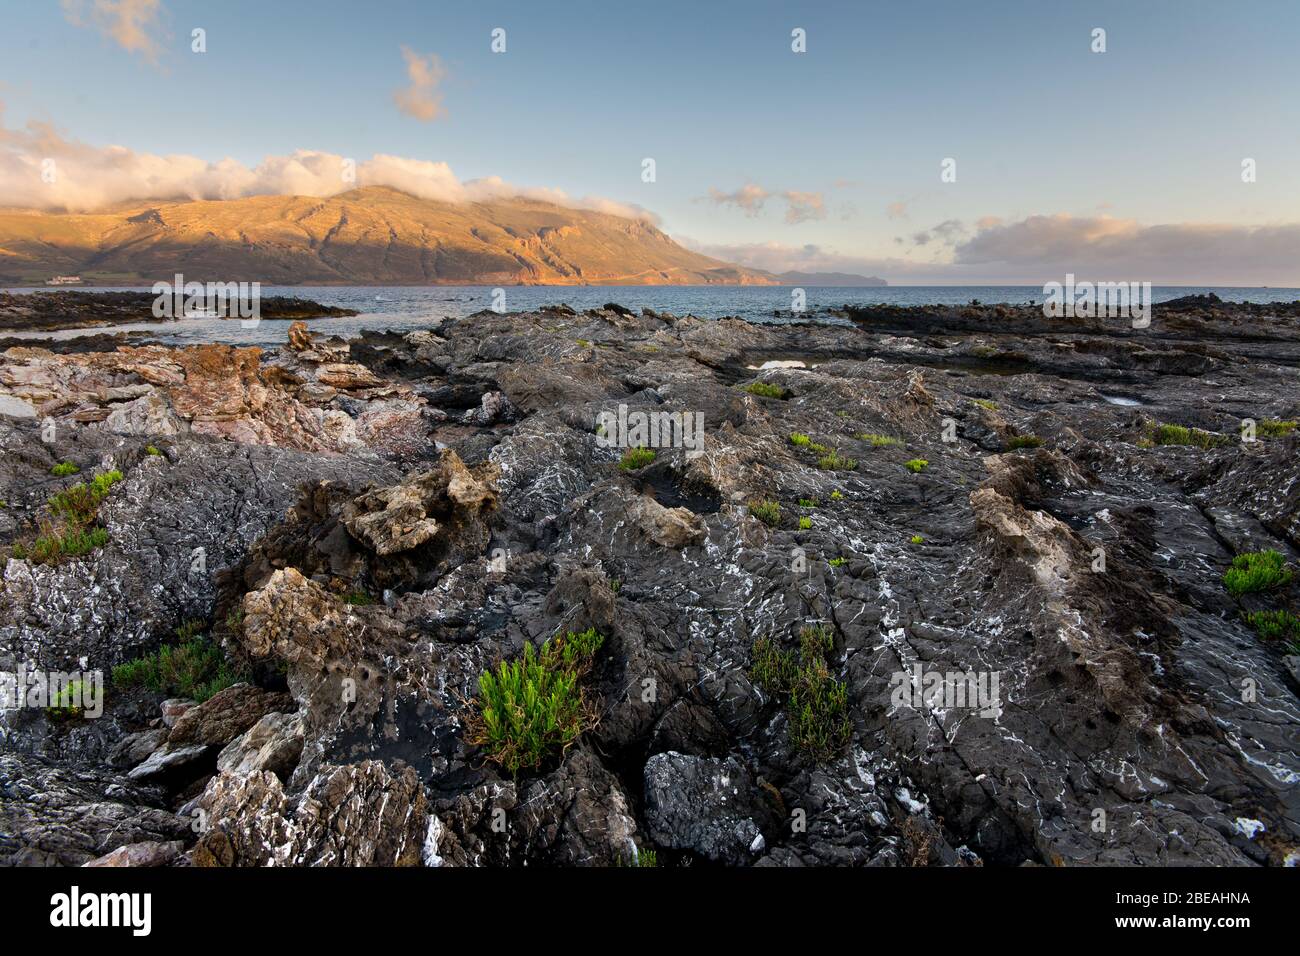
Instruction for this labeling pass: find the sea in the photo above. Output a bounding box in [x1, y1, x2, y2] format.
[4, 285, 1299, 348]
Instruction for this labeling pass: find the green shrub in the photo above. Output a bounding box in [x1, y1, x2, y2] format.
[1223, 550, 1292, 595]
[618, 446, 657, 470]
[51, 461, 80, 476]
[817, 451, 857, 471]
[1244, 609, 1300, 648]
[29, 526, 108, 562]
[620, 848, 659, 867]
[145, 445, 162, 456]
[112, 621, 243, 703]
[750, 626, 850, 762]
[343, 590, 375, 606]
[1152, 423, 1228, 448]
[973, 399, 998, 410]
[798, 497, 817, 508]
[798, 516, 812, 530]
[828, 556, 847, 568]
[857, 433, 900, 447]
[1257, 418, 1297, 439]
[748, 499, 781, 527]
[789, 433, 811, 447]
[1006, 435, 1044, 450]
[468, 629, 604, 775]
[744, 381, 788, 399]
[46, 679, 90, 720]
[47, 470, 123, 527]
[910, 535, 924, 544]
[576, 339, 591, 348]
[830, 489, 843, 500]
[904, 459, 929, 473]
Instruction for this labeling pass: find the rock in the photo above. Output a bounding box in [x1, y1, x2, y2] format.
[167, 684, 294, 747]
[82, 840, 185, 867]
[126, 743, 212, 782]
[216, 711, 304, 779]
[108, 728, 170, 768]
[160, 699, 196, 728]
[643, 752, 766, 864]
[628, 493, 705, 548]
[190, 760, 427, 866]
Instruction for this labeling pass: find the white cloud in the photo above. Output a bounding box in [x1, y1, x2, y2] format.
[392, 47, 447, 122]
[782, 190, 826, 224]
[706, 184, 769, 216]
[62, 0, 165, 63]
[0, 112, 659, 222]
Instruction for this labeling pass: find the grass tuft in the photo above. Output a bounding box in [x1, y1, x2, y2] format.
[904, 458, 929, 473]
[1244, 609, 1300, 651]
[857, 433, 900, 447]
[816, 450, 857, 471]
[788, 433, 811, 447]
[618, 446, 657, 470]
[748, 499, 781, 527]
[50, 461, 80, 476]
[1006, 435, 1044, 450]
[744, 381, 789, 399]
[1257, 418, 1297, 439]
[1150, 423, 1229, 449]
[468, 628, 604, 775]
[1223, 550, 1292, 596]
[751, 626, 850, 761]
[111, 620, 243, 703]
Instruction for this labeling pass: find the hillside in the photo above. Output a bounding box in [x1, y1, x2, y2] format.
[0, 186, 776, 286]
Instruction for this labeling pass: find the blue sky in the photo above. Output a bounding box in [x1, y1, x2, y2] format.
[2, 0, 1299, 282]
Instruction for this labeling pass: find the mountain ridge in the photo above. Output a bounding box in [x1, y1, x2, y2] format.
[0, 186, 779, 287]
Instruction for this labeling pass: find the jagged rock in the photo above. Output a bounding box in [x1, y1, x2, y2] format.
[108, 728, 170, 768]
[628, 493, 705, 548]
[190, 760, 427, 866]
[0, 752, 190, 866]
[160, 699, 195, 728]
[83, 840, 185, 867]
[643, 752, 766, 864]
[216, 711, 304, 779]
[167, 683, 294, 747]
[126, 743, 211, 782]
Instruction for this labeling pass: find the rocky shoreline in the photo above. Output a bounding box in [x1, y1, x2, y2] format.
[1, 295, 1297, 867]
[0, 291, 359, 332]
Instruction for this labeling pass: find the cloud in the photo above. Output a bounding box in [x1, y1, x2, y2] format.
[952, 214, 1300, 284]
[706, 184, 827, 223]
[886, 201, 909, 220]
[782, 190, 826, 224]
[393, 47, 447, 122]
[0, 112, 658, 222]
[706, 184, 769, 216]
[62, 0, 165, 63]
[910, 219, 966, 247]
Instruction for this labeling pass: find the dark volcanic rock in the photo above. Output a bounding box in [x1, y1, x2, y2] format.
[3, 297, 1299, 867]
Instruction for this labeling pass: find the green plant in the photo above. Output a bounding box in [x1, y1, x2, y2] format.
[817, 451, 857, 471]
[789, 433, 811, 447]
[620, 848, 659, 867]
[468, 628, 604, 775]
[618, 446, 657, 470]
[910, 535, 924, 544]
[1151, 423, 1229, 449]
[798, 516, 812, 530]
[343, 590, 375, 606]
[112, 621, 243, 703]
[145, 445, 162, 456]
[1244, 609, 1300, 649]
[857, 433, 900, 447]
[1223, 550, 1292, 596]
[798, 497, 817, 508]
[608, 578, 621, 593]
[28, 526, 109, 562]
[830, 489, 843, 501]
[50, 461, 80, 477]
[748, 499, 781, 527]
[1006, 435, 1044, 450]
[828, 556, 847, 568]
[744, 381, 788, 399]
[973, 399, 998, 410]
[46, 679, 90, 720]
[1256, 418, 1297, 438]
[576, 339, 591, 348]
[750, 626, 850, 761]
[904, 458, 929, 473]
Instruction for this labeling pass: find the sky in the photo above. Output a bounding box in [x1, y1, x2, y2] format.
[1, 0, 1299, 283]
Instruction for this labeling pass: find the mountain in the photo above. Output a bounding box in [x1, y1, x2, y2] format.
[0, 186, 777, 287]
[775, 271, 887, 287]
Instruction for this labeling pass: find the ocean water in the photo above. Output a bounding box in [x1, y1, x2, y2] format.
[5, 285, 1299, 348]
